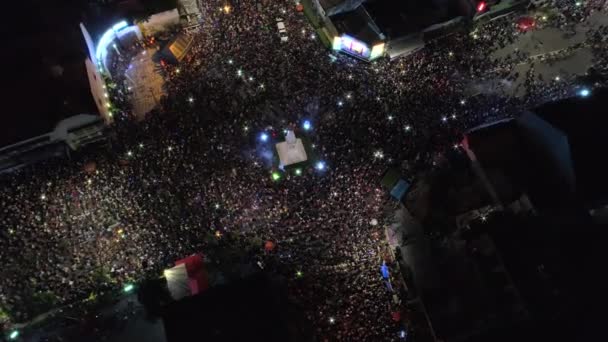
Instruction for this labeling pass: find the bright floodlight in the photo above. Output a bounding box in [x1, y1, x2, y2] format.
[315, 161, 326, 170]
[272, 172, 281, 181]
[579, 88, 590, 97]
[260, 133, 269, 142]
[303, 120, 311, 131]
[123, 284, 134, 293]
[9, 330, 19, 340]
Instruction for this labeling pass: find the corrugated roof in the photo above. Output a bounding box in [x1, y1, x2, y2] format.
[164, 34, 194, 62]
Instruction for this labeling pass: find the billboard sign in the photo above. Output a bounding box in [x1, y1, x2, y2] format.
[333, 35, 371, 59]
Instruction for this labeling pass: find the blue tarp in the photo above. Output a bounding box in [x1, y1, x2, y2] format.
[381, 262, 390, 279]
[390, 179, 410, 201]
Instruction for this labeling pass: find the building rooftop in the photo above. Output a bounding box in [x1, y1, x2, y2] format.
[534, 88, 608, 205]
[364, 0, 464, 39]
[162, 273, 311, 342]
[330, 6, 384, 45]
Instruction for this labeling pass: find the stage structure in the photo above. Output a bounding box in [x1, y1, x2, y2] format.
[275, 130, 308, 167]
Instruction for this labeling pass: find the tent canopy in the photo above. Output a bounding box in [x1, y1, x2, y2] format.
[161, 34, 194, 63]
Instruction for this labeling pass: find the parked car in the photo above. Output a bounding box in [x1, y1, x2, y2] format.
[276, 18, 288, 42]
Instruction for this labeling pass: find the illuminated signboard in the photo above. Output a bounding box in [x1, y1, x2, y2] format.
[370, 43, 385, 60]
[333, 35, 371, 59]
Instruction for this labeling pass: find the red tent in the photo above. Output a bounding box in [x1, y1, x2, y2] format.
[165, 254, 209, 300]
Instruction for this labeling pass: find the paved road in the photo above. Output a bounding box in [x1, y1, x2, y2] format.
[478, 10, 608, 97]
[125, 48, 166, 120]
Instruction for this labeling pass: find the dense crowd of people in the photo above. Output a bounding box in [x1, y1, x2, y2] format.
[2, 0, 608, 340]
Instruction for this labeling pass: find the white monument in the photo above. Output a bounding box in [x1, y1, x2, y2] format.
[276, 130, 308, 166]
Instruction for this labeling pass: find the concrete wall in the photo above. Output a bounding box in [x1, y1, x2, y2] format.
[84, 58, 112, 123]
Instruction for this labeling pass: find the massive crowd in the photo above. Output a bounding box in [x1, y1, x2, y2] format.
[2, 0, 608, 340]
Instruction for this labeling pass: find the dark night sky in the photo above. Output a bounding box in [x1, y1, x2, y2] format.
[1, 0, 97, 147]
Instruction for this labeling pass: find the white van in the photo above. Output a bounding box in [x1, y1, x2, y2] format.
[276, 18, 288, 42]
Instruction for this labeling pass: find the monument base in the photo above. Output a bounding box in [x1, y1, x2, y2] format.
[275, 139, 308, 167]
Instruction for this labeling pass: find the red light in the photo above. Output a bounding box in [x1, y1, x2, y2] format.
[477, 2, 487, 12]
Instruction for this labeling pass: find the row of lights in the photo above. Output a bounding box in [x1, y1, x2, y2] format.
[7, 283, 137, 340]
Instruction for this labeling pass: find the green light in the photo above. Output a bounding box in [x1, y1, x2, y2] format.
[123, 284, 134, 293]
[295, 169, 302, 176]
[9, 330, 19, 340]
[272, 172, 281, 181]
[296, 270, 303, 278]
